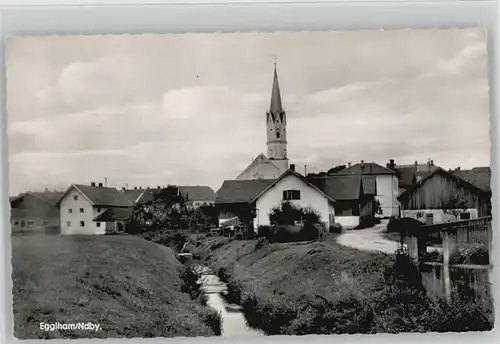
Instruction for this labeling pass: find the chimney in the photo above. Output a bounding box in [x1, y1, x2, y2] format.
[122, 187, 126, 191]
[134, 186, 137, 190]
[98, 182, 103, 187]
[456, 167, 461, 171]
[389, 159, 395, 169]
[430, 159, 434, 166]
[414, 160, 419, 172]
[91, 182, 96, 187]
[157, 185, 161, 189]
[290, 164, 295, 171]
[360, 160, 365, 168]
[348, 162, 351, 168]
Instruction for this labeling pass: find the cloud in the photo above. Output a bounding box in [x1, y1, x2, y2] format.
[6, 29, 490, 194]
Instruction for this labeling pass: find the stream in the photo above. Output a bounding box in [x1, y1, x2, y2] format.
[195, 265, 264, 337]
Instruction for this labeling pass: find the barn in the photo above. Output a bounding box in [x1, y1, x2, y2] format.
[398, 168, 491, 225]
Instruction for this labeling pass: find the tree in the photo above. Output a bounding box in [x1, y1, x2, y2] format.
[126, 186, 187, 234]
[442, 195, 469, 221]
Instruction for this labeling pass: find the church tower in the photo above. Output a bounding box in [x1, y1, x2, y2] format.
[266, 62, 289, 173]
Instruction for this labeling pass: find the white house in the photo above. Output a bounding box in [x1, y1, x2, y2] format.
[332, 161, 399, 218]
[57, 182, 133, 235]
[216, 166, 336, 230]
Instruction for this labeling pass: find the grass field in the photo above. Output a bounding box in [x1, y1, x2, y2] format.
[11, 234, 217, 339]
[191, 235, 493, 334]
[200, 235, 392, 301]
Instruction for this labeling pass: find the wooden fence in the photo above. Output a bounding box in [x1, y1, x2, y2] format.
[405, 216, 492, 301]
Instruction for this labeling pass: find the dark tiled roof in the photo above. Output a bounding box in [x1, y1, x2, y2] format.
[72, 184, 133, 207]
[179, 186, 216, 202]
[332, 162, 396, 176]
[215, 179, 276, 204]
[121, 189, 144, 204]
[310, 175, 376, 200]
[452, 167, 491, 192]
[398, 168, 490, 202]
[94, 208, 134, 221]
[30, 191, 64, 206]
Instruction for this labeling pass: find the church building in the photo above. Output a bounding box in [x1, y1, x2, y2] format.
[236, 63, 290, 180]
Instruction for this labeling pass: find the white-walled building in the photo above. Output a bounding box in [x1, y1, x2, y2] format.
[217, 167, 336, 230]
[332, 161, 399, 218]
[57, 183, 133, 235]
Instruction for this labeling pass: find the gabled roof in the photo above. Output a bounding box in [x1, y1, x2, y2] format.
[121, 189, 145, 204]
[94, 208, 134, 222]
[332, 162, 396, 176]
[30, 191, 64, 206]
[309, 175, 376, 200]
[452, 167, 491, 192]
[216, 179, 276, 204]
[179, 186, 216, 202]
[236, 153, 281, 180]
[57, 184, 133, 207]
[394, 165, 439, 188]
[398, 168, 490, 202]
[10, 191, 63, 208]
[251, 169, 335, 203]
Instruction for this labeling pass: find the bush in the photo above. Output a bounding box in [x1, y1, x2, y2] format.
[329, 223, 343, 233]
[257, 225, 272, 238]
[143, 230, 188, 252]
[178, 266, 202, 300]
[198, 308, 222, 336]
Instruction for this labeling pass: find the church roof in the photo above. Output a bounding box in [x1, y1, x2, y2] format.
[269, 63, 284, 115]
[236, 153, 281, 180]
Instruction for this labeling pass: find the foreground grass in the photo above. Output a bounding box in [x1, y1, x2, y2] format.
[189, 235, 493, 335]
[12, 234, 218, 339]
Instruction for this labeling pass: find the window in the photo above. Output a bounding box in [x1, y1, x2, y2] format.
[80, 221, 85, 227]
[66, 221, 71, 227]
[20, 220, 25, 228]
[283, 190, 301, 201]
[27, 221, 33, 229]
[97, 207, 101, 212]
[14, 221, 19, 227]
[96, 222, 101, 227]
[80, 208, 84, 213]
[68, 208, 73, 214]
[73, 195, 78, 200]
[460, 212, 471, 220]
[276, 131, 280, 139]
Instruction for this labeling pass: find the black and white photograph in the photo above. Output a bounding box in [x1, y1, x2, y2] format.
[6, 28, 493, 338]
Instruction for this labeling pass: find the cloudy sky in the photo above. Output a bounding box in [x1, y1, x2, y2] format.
[6, 28, 490, 195]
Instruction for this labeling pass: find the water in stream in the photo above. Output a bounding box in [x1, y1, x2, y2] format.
[196, 266, 264, 337]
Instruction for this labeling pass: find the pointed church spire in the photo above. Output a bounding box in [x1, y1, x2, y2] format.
[269, 59, 284, 115]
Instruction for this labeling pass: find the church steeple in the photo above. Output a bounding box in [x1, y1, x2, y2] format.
[266, 59, 289, 173]
[270, 61, 284, 116]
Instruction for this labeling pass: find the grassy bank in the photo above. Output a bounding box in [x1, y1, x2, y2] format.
[190, 236, 493, 335]
[12, 234, 219, 339]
